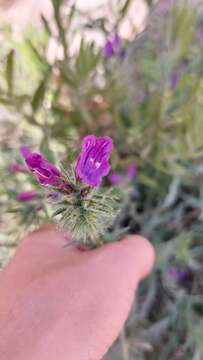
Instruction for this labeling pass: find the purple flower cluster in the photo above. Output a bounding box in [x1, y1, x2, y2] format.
[20, 135, 113, 190]
[20, 147, 62, 186]
[75, 135, 113, 187]
[103, 33, 126, 60]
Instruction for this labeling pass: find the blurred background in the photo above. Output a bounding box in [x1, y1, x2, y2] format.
[1, 0, 203, 359]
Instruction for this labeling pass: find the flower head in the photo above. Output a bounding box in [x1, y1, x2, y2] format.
[16, 191, 37, 202]
[103, 33, 126, 60]
[20, 147, 61, 186]
[75, 135, 113, 187]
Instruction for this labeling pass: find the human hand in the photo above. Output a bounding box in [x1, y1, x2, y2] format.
[0, 225, 154, 360]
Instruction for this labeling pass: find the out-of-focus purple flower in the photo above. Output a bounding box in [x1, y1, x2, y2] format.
[75, 135, 113, 187]
[109, 164, 138, 186]
[103, 41, 114, 57]
[119, 47, 127, 60]
[9, 163, 25, 173]
[20, 147, 62, 186]
[103, 33, 126, 60]
[197, 31, 203, 41]
[169, 71, 180, 90]
[127, 165, 138, 181]
[167, 266, 187, 282]
[108, 172, 123, 186]
[16, 191, 37, 202]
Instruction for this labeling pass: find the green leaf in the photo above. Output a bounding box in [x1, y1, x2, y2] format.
[52, 207, 67, 217]
[76, 40, 100, 79]
[25, 39, 49, 74]
[68, 4, 76, 25]
[119, 0, 132, 18]
[59, 62, 78, 87]
[51, 0, 68, 58]
[31, 77, 48, 113]
[41, 15, 52, 36]
[7, 208, 21, 213]
[51, 0, 61, 16]
[6, 49, 15, 95]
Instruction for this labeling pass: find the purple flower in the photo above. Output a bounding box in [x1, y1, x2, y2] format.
[108, 172, 123, 186]
[16, 191, 37, 202]
[20, 147, 62, 186]
[167, 266, 187, 282]
[9, 163, 25, 173]
[127, 165, 138, 181]
[119, 47, 127, 61]
[103, 41, 114, 57]
[103, 33, 126, 60]
[169, 71, 180, 91]
[109, 164, 138, 186]
[75, 135, 113, 187]
[197, 31, 203, 41]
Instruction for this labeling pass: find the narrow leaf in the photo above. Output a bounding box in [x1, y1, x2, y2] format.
[41, 15, 52, 36]
[31, 77, 48, 113]
[6, 49, 15, 94]
[52, 207, 67, 217]
[120, 0, 132, 18]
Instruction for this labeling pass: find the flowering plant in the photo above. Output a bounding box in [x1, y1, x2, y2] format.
[18, 135, 120, 247]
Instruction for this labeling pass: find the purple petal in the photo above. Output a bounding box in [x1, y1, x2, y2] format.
[16, 191, 37, 202]
[102, 41, 115, 57]
[103, 33, 126, 60]
[20, 146, 31, 158]
[20, 146, 61, 186]
[75, 135, 113, 187]
[112, 33, 121, 52]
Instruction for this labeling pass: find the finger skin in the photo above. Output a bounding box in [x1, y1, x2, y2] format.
[0, 225, 155, 360]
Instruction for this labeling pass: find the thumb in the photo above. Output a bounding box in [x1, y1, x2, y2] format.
[123, 234, 155, 281]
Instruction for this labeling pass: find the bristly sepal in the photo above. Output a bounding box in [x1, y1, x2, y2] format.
[52, 185, 120, 248]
